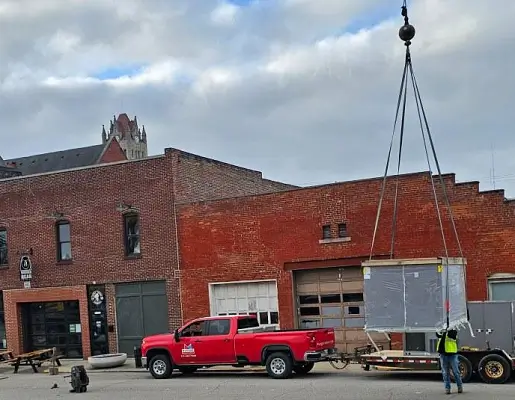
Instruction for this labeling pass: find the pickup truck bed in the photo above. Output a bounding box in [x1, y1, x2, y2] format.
[141, 315, 336, 379]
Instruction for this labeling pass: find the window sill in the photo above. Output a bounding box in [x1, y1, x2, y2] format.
[56, 260, 73, 265]
[0, 264, 9, 269]
[125, 254, 142, 260]
[319, 237, 351, 244]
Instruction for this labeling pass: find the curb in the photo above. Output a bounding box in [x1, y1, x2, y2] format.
[51, 366, 267, 374]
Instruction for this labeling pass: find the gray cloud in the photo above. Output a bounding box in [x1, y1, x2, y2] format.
[0, 0, 514, 196]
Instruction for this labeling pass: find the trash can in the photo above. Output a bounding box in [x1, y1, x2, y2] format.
[134, 346, 142, 368]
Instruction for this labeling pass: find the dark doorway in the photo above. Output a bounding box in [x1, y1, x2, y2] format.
[87, 285, 109, 356]
[115, 281, 168, 354]
[22, 301, 83, 358]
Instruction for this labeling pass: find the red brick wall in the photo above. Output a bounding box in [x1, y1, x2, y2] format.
[3, 286, 90, 357]
[177, 172, 515, 333]
[167, 148, 296, 204]
[99, 139, 127, 164]
[0, 147, 294, 356]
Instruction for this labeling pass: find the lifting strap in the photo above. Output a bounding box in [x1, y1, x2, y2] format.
[368, 0, 465, 331]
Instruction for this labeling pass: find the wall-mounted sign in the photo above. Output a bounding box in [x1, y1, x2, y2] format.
[19, 255, 32, 281]
[90, 290, 104, 306]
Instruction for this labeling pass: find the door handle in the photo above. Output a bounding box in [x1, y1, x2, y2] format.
[194, 340, 202, 342]
[224, 339, 230, 342]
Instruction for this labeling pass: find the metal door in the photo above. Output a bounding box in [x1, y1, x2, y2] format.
[115, 281, 169, 354]
[483, 301, 513, 353]
[458, 302, 485, 349]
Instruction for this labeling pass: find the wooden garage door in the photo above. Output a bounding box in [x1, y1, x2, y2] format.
[294, 267, 388, 353]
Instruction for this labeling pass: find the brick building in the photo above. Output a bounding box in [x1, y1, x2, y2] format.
[0, 148, 294, 358]
[177, 172, 515, 353]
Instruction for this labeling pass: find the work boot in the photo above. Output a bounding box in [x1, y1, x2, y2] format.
[457, 386, 463, 394]
[445, 388, 451, 395]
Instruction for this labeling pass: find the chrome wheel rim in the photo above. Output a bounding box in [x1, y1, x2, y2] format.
[270, 358, 286, 375]
[152, 360, 167, 376]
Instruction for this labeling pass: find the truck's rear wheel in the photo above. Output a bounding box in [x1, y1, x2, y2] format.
[478, 354, 511, 384]
[149, 354, 173, 379]
[265, 352, 293, 379]
[451, 355, 473, 383]
[293, 362, 314, 375]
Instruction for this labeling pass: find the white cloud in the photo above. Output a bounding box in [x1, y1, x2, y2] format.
[210, 2, 239, 26]
[0, 0, 514, 196]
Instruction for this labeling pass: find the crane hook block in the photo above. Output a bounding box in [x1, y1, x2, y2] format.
[399, 24, 415, 42]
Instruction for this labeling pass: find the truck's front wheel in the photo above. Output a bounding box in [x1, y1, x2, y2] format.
[265, 352, 293, 379]
[149, 354, 173, 379]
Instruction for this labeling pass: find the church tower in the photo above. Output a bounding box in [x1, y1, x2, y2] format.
[102, 113, 148, 160]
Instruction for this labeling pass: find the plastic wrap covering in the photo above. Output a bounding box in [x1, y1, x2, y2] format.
[362, 258, 468, 332]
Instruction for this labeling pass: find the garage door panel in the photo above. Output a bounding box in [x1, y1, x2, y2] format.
[210, 281, 279, 327]
[340, 268, 362, 279]
[318, 269, 340, 281]
[342, 281, 363, 292]
[295, 267, 377, 353]
[319, 282, 341, 293]
[296, 283, 319, 294]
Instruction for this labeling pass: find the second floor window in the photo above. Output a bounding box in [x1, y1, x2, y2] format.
[124, 213, 141, 256]
[322, 225, 331, 239]
[0, 229, 7, 265]
[56, 221, 72, 261]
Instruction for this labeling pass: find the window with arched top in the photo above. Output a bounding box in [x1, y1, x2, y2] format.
[0, 228, 7, 266]
[56, 220, 72, 261]
[123, 213, 141, 256]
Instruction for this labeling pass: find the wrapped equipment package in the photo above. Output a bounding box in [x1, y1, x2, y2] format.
[362, 257, 468, 332]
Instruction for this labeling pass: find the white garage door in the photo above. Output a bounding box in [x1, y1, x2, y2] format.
[210, 281, 279, 327]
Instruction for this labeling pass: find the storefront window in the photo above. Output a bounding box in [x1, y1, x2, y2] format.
[0, 293, 6, 349]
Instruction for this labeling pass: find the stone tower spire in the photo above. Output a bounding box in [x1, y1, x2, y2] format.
[104, 113, 148, 160]
[101, 125, 107, 144]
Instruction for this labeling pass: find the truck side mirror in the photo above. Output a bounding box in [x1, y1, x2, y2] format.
[174, 329, 180, 343]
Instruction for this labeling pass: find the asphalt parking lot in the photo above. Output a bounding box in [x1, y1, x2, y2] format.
[0, 366, 513, 400]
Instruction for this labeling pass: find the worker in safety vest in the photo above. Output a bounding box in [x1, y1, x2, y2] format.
[436, 328, 463, 394]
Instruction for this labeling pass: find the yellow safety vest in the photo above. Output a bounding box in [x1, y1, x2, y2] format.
[437, 335, 458, 354]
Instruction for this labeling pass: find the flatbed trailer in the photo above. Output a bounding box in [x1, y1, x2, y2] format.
[327, 347, 515, 384]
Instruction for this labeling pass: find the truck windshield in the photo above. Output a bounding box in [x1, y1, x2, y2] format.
[237, 317, 259, 330]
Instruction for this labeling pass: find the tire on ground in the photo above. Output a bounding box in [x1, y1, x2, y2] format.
[450, 355, 473, 383]
[149, 354, 173, 379]
[478, 354, 511, 384]
[265, 352, 293, 379]
[293, 362, 315, 375]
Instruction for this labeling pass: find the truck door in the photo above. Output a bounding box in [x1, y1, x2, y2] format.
[172, 320, 208, 365]
[200, 319, 236, 364]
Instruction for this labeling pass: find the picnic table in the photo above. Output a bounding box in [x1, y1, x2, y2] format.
[0, 348, 63, 373]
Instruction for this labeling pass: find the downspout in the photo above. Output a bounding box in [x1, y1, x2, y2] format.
[171, 154, 184, 325]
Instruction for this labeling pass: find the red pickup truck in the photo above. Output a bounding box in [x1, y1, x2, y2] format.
[141, 315, 336, 379]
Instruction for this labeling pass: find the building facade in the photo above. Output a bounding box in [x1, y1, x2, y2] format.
[0, 148, 294, 358]
[177, 172, 515, 353]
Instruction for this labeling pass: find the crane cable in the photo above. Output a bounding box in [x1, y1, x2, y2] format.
[368, 0, 464, 331]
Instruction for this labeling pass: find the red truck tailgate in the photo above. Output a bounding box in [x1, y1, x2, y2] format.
[306, 328, 335, 351]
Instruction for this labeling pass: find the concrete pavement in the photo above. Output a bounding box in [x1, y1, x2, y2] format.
[0, 363, 513, 400]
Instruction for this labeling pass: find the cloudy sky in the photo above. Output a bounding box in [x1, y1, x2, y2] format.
[0, 0, 514, 196]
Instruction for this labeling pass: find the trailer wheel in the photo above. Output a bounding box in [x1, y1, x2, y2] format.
[265, 352, 293, 379]
[451, 355, 473, 383]
[478, 354, 511, 384]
